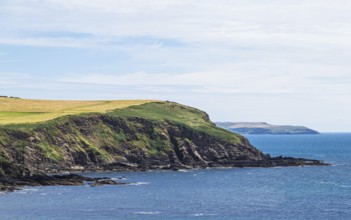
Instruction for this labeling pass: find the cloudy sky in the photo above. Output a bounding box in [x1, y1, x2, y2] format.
[1, 0, 350, 131]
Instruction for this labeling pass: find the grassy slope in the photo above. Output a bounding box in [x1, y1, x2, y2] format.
[109, 102, 242, 143]
[0, 98, 154, 125]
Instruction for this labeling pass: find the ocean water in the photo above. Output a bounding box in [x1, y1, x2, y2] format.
[1, 133, 351, 220]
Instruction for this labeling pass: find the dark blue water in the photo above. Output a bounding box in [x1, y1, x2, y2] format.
[1, 133, 351, 220]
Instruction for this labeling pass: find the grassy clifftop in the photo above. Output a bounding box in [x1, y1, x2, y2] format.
[108, 102, 242, 143]
[0, 97, 154, 125]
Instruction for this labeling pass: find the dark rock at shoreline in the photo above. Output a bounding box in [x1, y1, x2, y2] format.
[0, 173, 125, 192]
[0, 156, 329, 192]
[208, 156, 327, 168]
[89, 178, 127, 187]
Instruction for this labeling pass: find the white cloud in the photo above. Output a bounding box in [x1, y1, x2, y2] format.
[60, 64, 351, 96]
[0, 37, 90, 48]
[2, 0, 351, 49]
[0, 73, 32, 85]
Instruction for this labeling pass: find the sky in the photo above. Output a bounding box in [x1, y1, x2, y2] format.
[0, 0, 350, 132]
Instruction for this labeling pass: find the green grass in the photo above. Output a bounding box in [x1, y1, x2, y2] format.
[110, 102, 241, 143]
[0, 155, 6, 163]
[37, 142, 62, 162]
[79, 136, 112, 161]
[110, 102, 208, 126]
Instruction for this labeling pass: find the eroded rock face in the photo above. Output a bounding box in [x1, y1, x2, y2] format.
[0, 116, 264, 174]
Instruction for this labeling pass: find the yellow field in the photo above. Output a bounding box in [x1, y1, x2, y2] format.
[0, 98, 155, 125]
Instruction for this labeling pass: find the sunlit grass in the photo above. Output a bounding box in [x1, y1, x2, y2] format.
[0, 98, 155, 125]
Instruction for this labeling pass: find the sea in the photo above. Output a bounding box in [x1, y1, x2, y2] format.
[1, 133, 351, 220]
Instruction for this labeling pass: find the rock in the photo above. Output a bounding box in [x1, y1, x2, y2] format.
[89, 179, 127, 187]
[0, 173, 127, 191]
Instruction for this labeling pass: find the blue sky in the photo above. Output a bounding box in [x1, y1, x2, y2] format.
[0, 0, 351, 132]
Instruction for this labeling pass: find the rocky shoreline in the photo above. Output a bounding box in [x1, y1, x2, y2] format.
[0, 173, 127, 192]
[0, 157, 328, 193]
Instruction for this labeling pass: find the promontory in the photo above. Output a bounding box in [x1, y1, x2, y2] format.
[0, 98, 326, 191]
[216, 122, 319, 135]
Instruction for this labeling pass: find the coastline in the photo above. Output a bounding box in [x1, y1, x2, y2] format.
[0, 157, 329, 193]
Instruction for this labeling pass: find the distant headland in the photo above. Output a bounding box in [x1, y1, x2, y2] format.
[0, 95, 20, 99]
[216, 122, 319, 135]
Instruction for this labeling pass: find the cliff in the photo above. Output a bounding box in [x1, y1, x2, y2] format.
[0, 102, 325, 190]
[216, 122, 319, 135]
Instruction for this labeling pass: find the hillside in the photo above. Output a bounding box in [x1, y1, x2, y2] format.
[216, 122, 319, 135]
[0, 97, 154, 125]
[0, 101, 325, 191]
[0, 101, 261, 173]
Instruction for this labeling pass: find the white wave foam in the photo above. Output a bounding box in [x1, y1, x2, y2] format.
[177, 169, 191, 172]
[193, 213, 204, 216]
[192, 213, 216, 217]
[132, 211, 160, 215]
[332, 163, 348, 166]
[23, 188, 38, 191]
[14, 188, 39, 194]
[129, 182, 150, 186]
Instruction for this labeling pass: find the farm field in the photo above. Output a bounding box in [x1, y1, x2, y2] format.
[0, 97, 154, 125]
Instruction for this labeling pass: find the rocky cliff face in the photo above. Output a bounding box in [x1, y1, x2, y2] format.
[0, 102, 325, 181]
